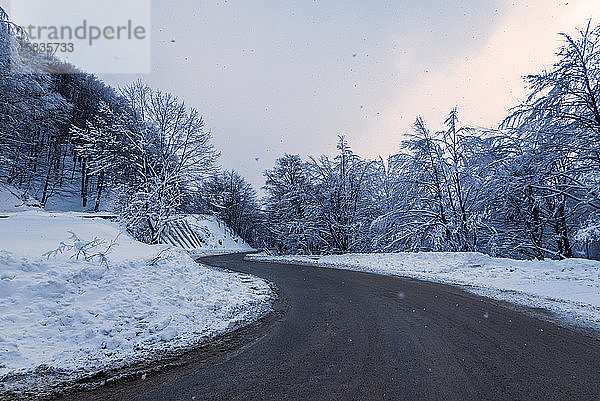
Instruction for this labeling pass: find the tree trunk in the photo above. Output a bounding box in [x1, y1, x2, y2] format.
[557, 201, 573, 258]
[94, 170, 104, 212]
[81, 158, 88, 208]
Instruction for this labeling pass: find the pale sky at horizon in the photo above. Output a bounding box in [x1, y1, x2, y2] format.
[96, 0, 600, 191]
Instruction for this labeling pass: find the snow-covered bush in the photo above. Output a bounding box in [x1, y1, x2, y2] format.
[43, 231, 118, 268]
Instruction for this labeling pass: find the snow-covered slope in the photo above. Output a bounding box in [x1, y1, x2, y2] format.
[0, 185, 41, 213]
[161, 214, 252, 253]
[0, 185, 272, 398]
[246, 252, 600, 331]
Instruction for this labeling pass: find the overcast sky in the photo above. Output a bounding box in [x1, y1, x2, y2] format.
[100, 0, 600, 191]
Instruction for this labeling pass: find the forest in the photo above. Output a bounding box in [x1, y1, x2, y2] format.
[1, 6, 599, 259]
[258, 23, 600, 259]
[0, 7, 260, 247]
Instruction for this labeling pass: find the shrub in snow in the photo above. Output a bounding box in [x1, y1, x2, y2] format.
[575, 220, 600, 243]
[43, 231, 119, 268]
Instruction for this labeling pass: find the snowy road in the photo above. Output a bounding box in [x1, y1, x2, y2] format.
[59, 253, 600, 401]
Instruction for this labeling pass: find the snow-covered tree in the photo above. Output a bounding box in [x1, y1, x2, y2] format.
[263, 154, 317, 254]
[110, 82, 219, 243]
[500, 21, 600, 258]
[202, 170, 262, 246]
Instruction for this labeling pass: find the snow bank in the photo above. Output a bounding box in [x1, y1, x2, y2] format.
[0, 210, 273, 397]
[246, 252, 600, 331]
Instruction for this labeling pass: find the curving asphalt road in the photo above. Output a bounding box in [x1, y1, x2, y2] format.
[58, 253, 600, 401]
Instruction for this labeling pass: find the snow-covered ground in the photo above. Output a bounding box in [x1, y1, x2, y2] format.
[0, 186, 272, 398]
[246, 252, 600, 331]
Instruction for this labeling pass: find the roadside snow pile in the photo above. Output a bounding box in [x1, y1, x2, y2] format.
[0, 210, 273, 397]
[246, 252, 600, 330]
